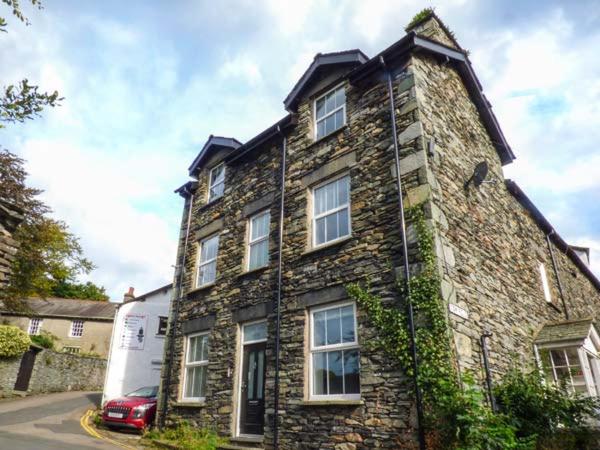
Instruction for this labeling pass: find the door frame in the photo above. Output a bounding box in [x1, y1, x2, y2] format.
[235, 319, 267, 438]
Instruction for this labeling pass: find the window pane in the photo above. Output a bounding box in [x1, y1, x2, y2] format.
[314, 311, 326, 347]
[315, 185, 327, 215]
[554, 367, 571, 384]
[201, 236, 219, 262]
[244, 322, 267, 343]
[326, 308, 341, 345]
[551, 349, 567, 367]
[251, 212, 270, 241]
[334, 109, 344, 129]
[256, 351, 265, 399]
[326, 213, 338, 242]
[315, 217, 326, 245]
[337, 177, 349, 205]
[200, 335, 209, 361]
[325, 114, 335, 135]
[210, 182, 224, 200]
[325, 92, 336, 114]
[337, 209, 349, 238]
[199, 260, 216, 285]
[248, 352, 256, 398]
[211, 165, 224, 184]
[187, 336, 197, 363]
[249, 239, 269, 270]
[187, 365, 207, 398]
[316, 98, 326, 120]
[317, 120, 325, 139]
[313, 352, 327, 395]
[335, 88, 345, 109]
[341, 305, 355, 343]
[328, 351, 344, 394]
[565, 347, 580, 365]
[326, 181, 336, 210]
[344, 349, 360, 394]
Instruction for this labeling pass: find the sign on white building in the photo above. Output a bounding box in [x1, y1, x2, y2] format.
[102, 284, 172, 404]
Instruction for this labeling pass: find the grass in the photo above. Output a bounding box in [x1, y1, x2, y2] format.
[144, 422, 227, 450]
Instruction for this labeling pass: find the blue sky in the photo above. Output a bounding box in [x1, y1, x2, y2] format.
[1, 1, 599, 300]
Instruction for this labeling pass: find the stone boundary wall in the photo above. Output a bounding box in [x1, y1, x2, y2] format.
[0, 200, 24, 290]
[0, 348, 106, 397]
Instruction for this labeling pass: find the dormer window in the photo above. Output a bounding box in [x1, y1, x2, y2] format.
[208, 163, 225, 202]
[315, 86, 346, 140]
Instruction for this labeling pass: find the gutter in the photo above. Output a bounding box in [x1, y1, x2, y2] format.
[159, 189, 195, 429]
[506, 180, 600, 293]
[381, 55, 426, 450]
[272, 126, 287, 449]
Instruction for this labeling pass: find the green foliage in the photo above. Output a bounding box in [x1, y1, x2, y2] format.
[0, 150, 105, 305]
[495, 368, 599, 446]
[405, 7, 435, 31]
[51, 280, 109, 301]
[1, 79, 61, 127]
[30, 330, 57, 349]
[1, 0, 43, 32]
[347, 206, 598, 449]
[0, 324, 30, 357]
[145, 422, 227, 450]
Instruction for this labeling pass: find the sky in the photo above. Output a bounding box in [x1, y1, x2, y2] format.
[1, 0, 599, 301]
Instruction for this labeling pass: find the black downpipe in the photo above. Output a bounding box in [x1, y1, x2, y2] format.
[272, 126, 287, 449]
[480, 331, 497, 412]
[159, 190, 194, 429]
[546, 231, 569, 320]
[381, 55, 426, 450]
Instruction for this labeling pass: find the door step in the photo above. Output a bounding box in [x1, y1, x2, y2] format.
[218, 445, 263, 450]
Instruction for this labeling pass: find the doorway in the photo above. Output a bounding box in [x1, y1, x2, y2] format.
[237, 321, 267, 436]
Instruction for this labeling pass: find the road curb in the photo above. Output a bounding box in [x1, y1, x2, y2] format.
[80, 409, 138, 449]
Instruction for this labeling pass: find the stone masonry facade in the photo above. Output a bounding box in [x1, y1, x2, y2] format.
[0, 200, 23, 290]
[159, 13, 600, 450]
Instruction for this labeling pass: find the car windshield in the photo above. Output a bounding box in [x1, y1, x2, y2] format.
[126, 386, 158, 398]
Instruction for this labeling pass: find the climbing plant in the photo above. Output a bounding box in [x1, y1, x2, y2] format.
[347, 206, 598, 449]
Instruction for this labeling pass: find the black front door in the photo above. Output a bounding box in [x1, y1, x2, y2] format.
[239, 342, 266, 435]
[14, 348, 38, 391]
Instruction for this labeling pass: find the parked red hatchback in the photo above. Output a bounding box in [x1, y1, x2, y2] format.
[102, 385, 158, 431]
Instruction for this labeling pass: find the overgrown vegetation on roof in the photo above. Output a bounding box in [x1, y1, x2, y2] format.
[405, 7, 436, 32]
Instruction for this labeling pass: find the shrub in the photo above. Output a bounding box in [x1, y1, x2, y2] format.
[30, 330, 58, 349]
[0, 325, 31, 358]
[145, 422, 227, 450]
[495, 368, 599, 448]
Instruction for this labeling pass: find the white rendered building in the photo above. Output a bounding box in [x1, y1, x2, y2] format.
[102, 284, 172, 404]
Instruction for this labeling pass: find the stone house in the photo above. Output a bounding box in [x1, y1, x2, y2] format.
[158, 12, 600, 449]
[1, 297, 116, 357]
[0, 199, 24, 290]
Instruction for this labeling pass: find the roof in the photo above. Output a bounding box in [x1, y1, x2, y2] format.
[188, 135, 242, 177]
[535, 318, 596, 344]
[123, 283, 173, 305]
[506, 180, 600, 292]
[1, 297, 116, 320]
[283, 50, 369, 111]
[348, 32, 515, 165]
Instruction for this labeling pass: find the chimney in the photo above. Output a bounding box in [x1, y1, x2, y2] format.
[123, 287, 135, 302]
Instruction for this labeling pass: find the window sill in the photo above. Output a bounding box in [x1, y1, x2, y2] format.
[174, 401, 206, 408]
[187, 283, 216, 296]
[301, 399, 363, 406]
[236, 265, 271, 279]
[307, 125, 348, 150]
[302, 236, 352, 256]
[198, 196, 223, 212]
[231, 436, 263, 444]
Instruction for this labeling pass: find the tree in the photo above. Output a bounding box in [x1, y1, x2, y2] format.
[1, 2, 107, 304]
[51, 280, 109, 301]
[1, 1, 62, 127]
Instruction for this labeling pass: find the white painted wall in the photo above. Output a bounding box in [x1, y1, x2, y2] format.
[102, 285, 172, 404]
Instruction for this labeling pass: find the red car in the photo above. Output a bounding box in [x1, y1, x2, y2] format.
[102, 385, 159, 431]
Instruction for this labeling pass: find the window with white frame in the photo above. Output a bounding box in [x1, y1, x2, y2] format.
[28, 318, 43, 335]
[541, 346, 595, 395]
[310, 302, 360, 399]
[197, 235, 219, 287]
[69, 320, 84, 338]
[315, 86, 346, 140]
[183, 333, 209, 400]
[312, 175, 351, 247]
[208, 163, 225, 202]
[248, 210, 270, 271]
[539, 263, 552, 303]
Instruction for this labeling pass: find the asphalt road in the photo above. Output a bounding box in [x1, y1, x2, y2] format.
[0, 391, 120, 449]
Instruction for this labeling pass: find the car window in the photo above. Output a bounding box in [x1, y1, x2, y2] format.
[126, 386, 158, 398]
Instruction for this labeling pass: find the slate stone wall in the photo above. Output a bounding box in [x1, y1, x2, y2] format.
[0, 200, 23, 290]
[159, 65, 432, 449]
[0, 348, 106, 397]
[411, 50, 600, 376]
